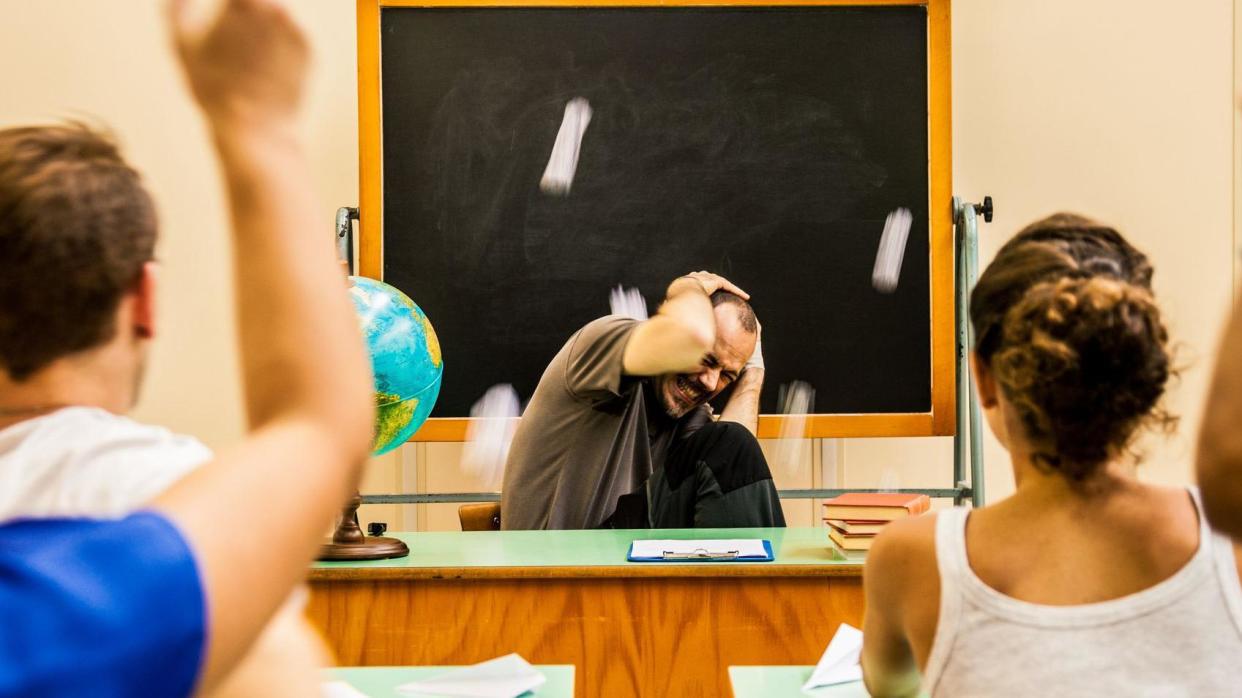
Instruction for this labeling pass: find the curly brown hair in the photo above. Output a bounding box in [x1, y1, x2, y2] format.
[0, 123, 156, 381]
[970, 213, 1174, 481]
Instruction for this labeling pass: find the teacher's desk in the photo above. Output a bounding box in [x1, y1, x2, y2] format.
[307, 527, 863, 698]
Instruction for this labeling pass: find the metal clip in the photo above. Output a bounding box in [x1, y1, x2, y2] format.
[662, 548, 740, 560]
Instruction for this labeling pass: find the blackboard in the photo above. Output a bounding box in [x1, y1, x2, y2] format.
[360, 1, 954, 438]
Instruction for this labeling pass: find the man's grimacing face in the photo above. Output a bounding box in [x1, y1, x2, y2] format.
[655, 305, 756, 419]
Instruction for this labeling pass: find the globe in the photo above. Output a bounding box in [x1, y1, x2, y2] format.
[348, 276, 443, 455]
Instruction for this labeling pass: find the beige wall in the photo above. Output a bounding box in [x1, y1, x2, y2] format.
[0, 0, 359, 447]
[2, 1, 1235, 530]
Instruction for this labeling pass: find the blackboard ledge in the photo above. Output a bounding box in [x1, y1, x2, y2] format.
[406, 414, 951, 442]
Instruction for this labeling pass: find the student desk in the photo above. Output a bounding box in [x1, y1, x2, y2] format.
[325, 665, 575, 697]
[307, 527, 863, 698]
[728, 666, 869, 697]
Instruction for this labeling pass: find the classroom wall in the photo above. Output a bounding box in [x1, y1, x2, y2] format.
[0, 0, 1234, 531]
[832, 0, 1238, 511]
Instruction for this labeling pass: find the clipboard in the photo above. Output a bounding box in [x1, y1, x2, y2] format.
[626, 539, 775, 562]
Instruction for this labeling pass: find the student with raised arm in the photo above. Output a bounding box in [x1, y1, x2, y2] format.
[1197, 275, 1242, 538]
[0, 1, 374, 695]
[861, 214, 1242, 697]
[501, 270, 784, 529]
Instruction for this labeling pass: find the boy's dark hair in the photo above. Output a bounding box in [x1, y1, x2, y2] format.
[0, 123, 157, 381]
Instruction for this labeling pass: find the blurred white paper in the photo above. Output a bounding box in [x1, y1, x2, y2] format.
[322, 681, 370, 698]
[396, 654, 545, 698]
[630, 539, 767, 558]
[609, 285, 649, 321]
[774, 380, 815, 479]
[540, 98, 592, 195]
[463, 384, 521, 489]
[803, 623, 863, 691]
[871, 207, 913, 293]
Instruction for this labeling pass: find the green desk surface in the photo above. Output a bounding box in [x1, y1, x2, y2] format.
[311, 527, 863, 579]
[326, 665, 575, 697]
[728, 666, 869, 697]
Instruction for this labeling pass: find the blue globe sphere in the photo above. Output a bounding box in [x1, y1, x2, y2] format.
[348, 276, 443, 455]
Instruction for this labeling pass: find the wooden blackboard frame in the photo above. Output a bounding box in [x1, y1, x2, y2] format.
[356, 0, 954, 441]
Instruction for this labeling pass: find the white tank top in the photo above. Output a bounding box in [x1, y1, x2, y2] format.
[924, 490, 1242, 697]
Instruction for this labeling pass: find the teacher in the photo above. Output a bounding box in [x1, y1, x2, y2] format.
[501, 272, 786, 530]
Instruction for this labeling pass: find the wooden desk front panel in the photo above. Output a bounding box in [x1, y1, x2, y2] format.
[307, 575, 863, 698]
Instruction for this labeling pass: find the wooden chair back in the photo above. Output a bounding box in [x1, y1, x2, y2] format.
[458, 502, 501, 531]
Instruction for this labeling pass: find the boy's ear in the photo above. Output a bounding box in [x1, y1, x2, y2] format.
[132, 261, 158, 339]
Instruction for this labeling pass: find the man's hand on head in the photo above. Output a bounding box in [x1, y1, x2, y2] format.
[667, 271, 750, 301]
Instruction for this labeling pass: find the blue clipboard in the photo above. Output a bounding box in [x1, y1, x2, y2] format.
[626, 539, 775, 562]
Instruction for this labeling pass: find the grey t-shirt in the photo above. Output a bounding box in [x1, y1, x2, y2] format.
[501, 316, 708, 530]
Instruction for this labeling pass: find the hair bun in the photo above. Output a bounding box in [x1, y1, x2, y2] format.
[991, 276, 1173, 478]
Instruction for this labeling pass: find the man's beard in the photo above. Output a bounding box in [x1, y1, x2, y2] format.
[662, 374, 708, 419]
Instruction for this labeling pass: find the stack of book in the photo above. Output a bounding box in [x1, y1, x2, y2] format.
[823, 492, 931, 553]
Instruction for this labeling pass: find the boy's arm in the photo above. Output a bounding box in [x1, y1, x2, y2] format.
[1198, 292, 1242, 538]
[154, 0, 374, 690]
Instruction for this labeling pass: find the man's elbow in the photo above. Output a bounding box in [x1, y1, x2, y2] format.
[655, 294, 714, 355]
[683, 321, 714, 357]
[659, 316, 714, 369]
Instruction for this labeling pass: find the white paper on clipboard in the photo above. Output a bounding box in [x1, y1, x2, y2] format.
[629, 539, 768, 559]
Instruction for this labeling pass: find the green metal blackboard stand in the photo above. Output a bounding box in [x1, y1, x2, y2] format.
[952, 196, 991, 507]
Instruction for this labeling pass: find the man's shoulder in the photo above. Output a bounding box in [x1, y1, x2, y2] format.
[549, 315, 642, 403]
[569, 315, 640, 349]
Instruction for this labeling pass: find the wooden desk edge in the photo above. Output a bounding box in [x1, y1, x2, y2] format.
[308, 563, 863, 581]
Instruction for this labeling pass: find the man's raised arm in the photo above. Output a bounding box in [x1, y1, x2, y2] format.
[622, 271, 748, 377]
[1198, 292, 1242, 539]
[152, 0, 374, 691]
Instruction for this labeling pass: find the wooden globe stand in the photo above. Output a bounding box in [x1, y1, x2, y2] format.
[319, 491, 410, 561]
[325, 210, 416, 561]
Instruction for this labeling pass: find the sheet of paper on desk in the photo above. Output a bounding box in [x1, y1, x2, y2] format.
[630, 539, 768, 558]
[803, 623, 863, 691]
[396, 654, 546, 697]
[321, 680, 369, 698]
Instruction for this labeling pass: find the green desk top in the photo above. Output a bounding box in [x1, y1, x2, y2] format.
[326, 665, 575, 697]
[728, 666, 869, 697]
[311, 527, 862, 578]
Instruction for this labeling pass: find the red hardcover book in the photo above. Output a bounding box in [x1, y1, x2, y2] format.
[824, 519, 889, 535]
[822, 493, 930, 522]
[828, 527, 874, 552]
